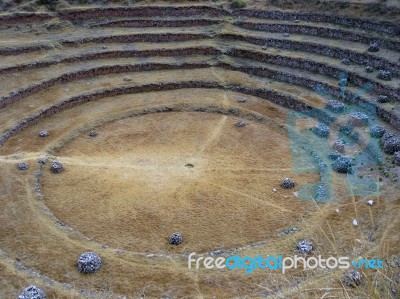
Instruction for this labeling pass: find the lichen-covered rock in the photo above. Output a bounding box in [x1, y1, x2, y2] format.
[18, 285, 46, 299]
[341, 58, 350, 65]
[383, 136, 400, 154]
[38, 130, 48, 137]
[368, 42, 380, 52]
[394, 152, 400, 166]
[235, 120, 245, 128]
[342, 269, 362, 287]
[18, 162, 28, 170]
[51, 161, 63, 173]
[370, 125, 386, 138]
[168, 232, 183, 245]
[333, 140, 345, 153]
[333, 156, 353, 173]
[313, 123, 330, 138]
[365, 66, 373, 73]
[281, 178, 295, 189]
[89, 130, 98, 137]
[377, 70, 392, 81]
[326, 100, 345, 113]
[296, 240, 313, 254]
[77, 252, 102, 274]
[348, 112, 369, 127]
[376, 95, 389, 103]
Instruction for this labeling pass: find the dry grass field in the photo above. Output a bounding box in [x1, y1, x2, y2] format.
[0, 0, 399, 298]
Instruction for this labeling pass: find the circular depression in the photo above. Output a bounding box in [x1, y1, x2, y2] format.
[42, 111, 317, 253]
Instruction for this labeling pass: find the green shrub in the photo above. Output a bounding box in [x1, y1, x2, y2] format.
[231, 0, 246, 8]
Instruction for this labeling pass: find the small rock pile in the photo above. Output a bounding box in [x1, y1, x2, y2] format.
[313, 123, 330, 138]
[341, 58, 350, 65]
[326, 100, 345, 113]
[77, 252, 102, 274]
[281, 178, 295, 189]
[383, 135, 400, 154]
[296, 240, 313, 254]
[368, 42, 380, 52]
[51, 161, 64, 173]
[338, 78, 348, 87]
[18, 162, 28, 170]
[89, 130, 98, 137]
[365, 66, 373, 73]
[38, 130, 48, 137]
[342, 269, 362, 287]
[333, 140, 345, 153]
[235, 120, 246, 128]
[376, 95, 389, 103]
[377, 70, 392, 81]
[333, 156, 353, 173]
[18, 285, 46, 299]
[348, 112, 369, 127]
[370, 125, 385, 138]
[168, 232, 183, 245]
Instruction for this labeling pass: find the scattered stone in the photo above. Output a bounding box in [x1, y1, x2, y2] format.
[279, 226, 298, 236]
[335, 208, 340, 213]
[348, 112, 369, 127]
[281, 178, 295, 189]
[333, 156, 353, 173]
[237, 97, 246, 103]
[296, 240, 313, 254]
[235, 120, 245, 128]
[341, 58, 350, 65]
[89, 130, 98, 137]
[272, 188, 277, 192]
[338, 78, 348, 87]
[333, 140, 345, 153]
[342, 269, 362, 287]
[102, 45, 107, 49]
[326, 100, 345, 113]
[18, 285, 46, 299]
[51, 161, 64, 173]
[18, 162, 28, 170]
[367, 199, 375, 206]
[38, 130, 48, 137]
[383, 136, 400, 154]
[370, 125, 385, 138]
[123, 75, 133, 81]
[168, 232, 183, 245]
[394, 151, 400, 166]
[365, 66, 373, 73]
[376, 95, 389, 103]
[368, 42, 380, 52]
[313, 123, 330, 138]
[77, 252, 102, 274]
[353, 219, 359, 226]
[283, 33, 290, 37]
[377, 70, 392, 81]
